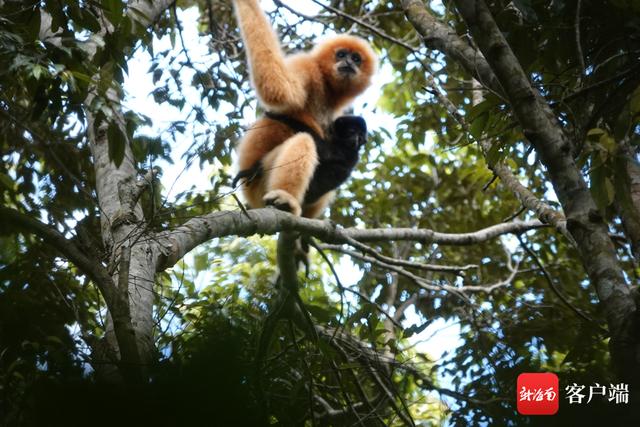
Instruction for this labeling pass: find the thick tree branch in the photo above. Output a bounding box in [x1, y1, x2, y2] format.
[128, 0, 175, 28]
[341, 219, 545, 245]
[1, 207, 115, 298]
[400, 0, 503, 95]
[389, 2, 566, 236]
[440, 77, 569, 235]
[276, 230, 299, 291]
[617, 137, 640, 263]
[155, 208, 545, 270]
[492, 161, 569, 230]
[37, 0, 179, 380]
[451, 0, 635, 379]
[1, 207, 143, 382]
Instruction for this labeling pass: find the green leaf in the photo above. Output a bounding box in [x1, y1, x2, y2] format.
[103, 0, 124, 26]
[107, 121, 126, 167]
[26, 8, 41, 41]
[305, 304, 332, 323]
[128, 5, 152, 27]
[485, 140, 504, 166]
[589, 156, 613, 211]
[613, 154, 633, 211]
[99, 61, 115, 95]
[71, 71, 92, 85]
[82, 9, 102, 33]
[194, 253, 208, 272]
[67, 5, 83, 30]
[599, 133, 616, 154]
[586, 128, 606, 138]
[0, 172, 13, 189]
[46, 336, 64, 345]
[403, 322, 429, 339]
[49, 5, 64, 33]
[31, 64, 45, 80]
[604, 178, 615, 206]
[468, 100, 493, 139]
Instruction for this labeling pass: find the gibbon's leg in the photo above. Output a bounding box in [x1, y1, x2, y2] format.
[232, 0, 306, 110]
[263, 133, 318, 216]
[240, 172, 266, 210]
[302, 191, 335, 218]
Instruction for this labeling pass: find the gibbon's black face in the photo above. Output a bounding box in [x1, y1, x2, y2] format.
[331, 115, 367, 149]
[335, 48, 363, 77]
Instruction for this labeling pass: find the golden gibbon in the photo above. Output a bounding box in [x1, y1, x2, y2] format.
[231, 0, 377, 217]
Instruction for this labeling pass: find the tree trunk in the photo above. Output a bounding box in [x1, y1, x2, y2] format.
[402, 0, 640, 386]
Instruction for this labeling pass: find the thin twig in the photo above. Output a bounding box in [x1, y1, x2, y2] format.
[333, 237, 477, 276]
[517, 235, 608, 335]
[306, 0, 419, 51]
[575, 0, 586, 77]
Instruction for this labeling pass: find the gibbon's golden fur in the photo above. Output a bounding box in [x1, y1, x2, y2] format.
[232, 0, 377, 217]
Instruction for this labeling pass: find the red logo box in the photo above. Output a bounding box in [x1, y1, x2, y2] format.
[517, 373, 559, 415]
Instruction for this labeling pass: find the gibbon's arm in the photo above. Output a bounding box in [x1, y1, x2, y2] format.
[232, 0, 307, 111]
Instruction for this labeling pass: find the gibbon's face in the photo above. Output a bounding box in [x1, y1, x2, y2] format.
[313, 35, 377, 92]
[334, 48, 364, 79]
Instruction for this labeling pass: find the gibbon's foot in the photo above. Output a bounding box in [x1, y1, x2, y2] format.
[263, 189, 302, 216]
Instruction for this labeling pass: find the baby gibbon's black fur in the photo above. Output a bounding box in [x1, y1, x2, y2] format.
[233, 115, 367, 206]
[304, 115, 366, 204]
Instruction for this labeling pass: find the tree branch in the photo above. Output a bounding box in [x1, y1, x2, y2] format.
[321, 243, 516, 295]
[1, 207, 115, 300]
[341, 219, 546, 245]
[391, 1, 569, 238]
[574, 0, 586, 77]
[0, 207, 144, 381]
[118, 167, 159, 217]
[517, 235, 607, 333]
[616, 137, 640, 263]
[451, 0, 635, 379]
[430, 76, 569, 235]
[127, 0, 176, 28]
[307, 0, 418, 52]
[489, 160, 570, 237]
[400, 0, 503, 95]
[155, 208, 546, 270]
[318, 243, 476, 275]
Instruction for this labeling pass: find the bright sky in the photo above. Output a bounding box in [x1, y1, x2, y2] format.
[122, 3, 463, 412]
